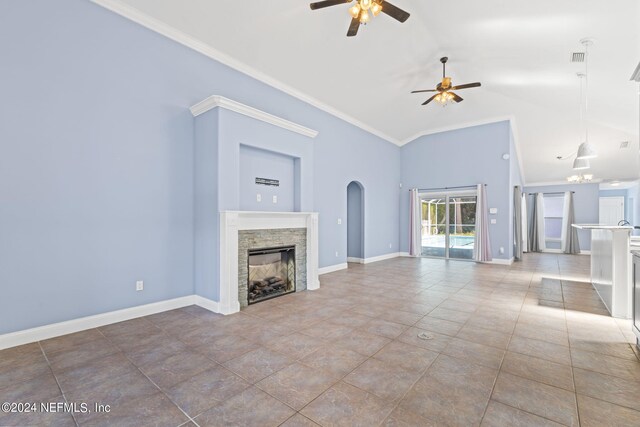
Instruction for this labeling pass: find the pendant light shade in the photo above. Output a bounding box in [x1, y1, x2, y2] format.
[576, 142, 597, 159]
[573, 157, 591, 170]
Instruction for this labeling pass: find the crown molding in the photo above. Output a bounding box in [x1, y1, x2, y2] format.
[191, 95, 318, 138]
[90, 0, 399, 145]
[524, 179, 603, 187]
[400, 115, 515, 145]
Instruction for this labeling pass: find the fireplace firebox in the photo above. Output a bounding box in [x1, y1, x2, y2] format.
[247, 246, 295, 305]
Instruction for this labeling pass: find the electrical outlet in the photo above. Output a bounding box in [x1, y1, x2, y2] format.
[490, 219, 497, 224]
[389, 243, 392, 248]
[136, 280, 144, 291]
[335, 251, 339, 257]
[337, 218, 342, 225]
[499, 247, 505, 255]
[256, 194, 261, 202]
[272, 195, 277, 203]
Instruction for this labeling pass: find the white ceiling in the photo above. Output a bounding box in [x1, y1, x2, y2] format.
[95, 0, 640, 184]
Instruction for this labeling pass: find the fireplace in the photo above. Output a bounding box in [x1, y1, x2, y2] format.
[247, 246, 296, 304]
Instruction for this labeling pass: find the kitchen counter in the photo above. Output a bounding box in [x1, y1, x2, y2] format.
[572, 224, 633, 319]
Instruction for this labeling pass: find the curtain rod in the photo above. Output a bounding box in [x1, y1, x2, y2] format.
[530, 191, 575, 195]
[413, 184, 486, 192]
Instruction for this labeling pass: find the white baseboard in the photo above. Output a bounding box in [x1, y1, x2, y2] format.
[318, 263, 348, 275]
[483, 258, 515, 266]
[0, 296, 198, 350]
[399, 252, 411, 257]
[346, 257, 364, 264]
[542, 249, 591, 255]
[362, 252, 402, 264]
[192, 295, 221, 313]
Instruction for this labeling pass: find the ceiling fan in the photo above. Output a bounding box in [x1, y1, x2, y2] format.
[309, 0, 410, 37]
[412, 57, 481, 106]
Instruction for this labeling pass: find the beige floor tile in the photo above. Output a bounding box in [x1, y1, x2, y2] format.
[481, 400, 563, 426]
[223, 347, 294, 384]
[492, 372, 578, 426]
[508, 335, 572, 365]
[299, 344, 367, 378]
[372, 340, 438, 373]
[397, 326, 452, 352]
[415, 316, 463, 336]
[256, 362, 337, 410]
[455, 324, 513, 350]
[443, 337, 505, 370]
[574, 367, 640, 411]
[577, 394, 640, 427]
[501, 351, 575, 391]
[301, 381, 394, 427]
[570, 348, 640, 381]
[344, 358, 421, 402]
[331, 330, 391, 356]
[195, 386, 295, 427]
[165, 365, 250, 417]
[399, 354, 497, 426]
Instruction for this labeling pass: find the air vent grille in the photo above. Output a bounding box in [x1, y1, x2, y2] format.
[571, 52, 585, 63]
[620, 141, 629, 149]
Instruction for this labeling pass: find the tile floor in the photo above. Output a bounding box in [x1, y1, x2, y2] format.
[1, 253, 640, 426]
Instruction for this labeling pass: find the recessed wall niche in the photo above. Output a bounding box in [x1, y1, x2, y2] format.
[239, 144, 300, 212]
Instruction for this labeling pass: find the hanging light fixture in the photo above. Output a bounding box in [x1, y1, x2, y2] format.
[572, 157, 590, 170]
[567, 174, 593, 183]
[577, 38, 598, 159]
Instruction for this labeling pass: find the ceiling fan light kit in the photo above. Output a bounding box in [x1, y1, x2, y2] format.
[309, 0, 410, 37]
[411, 57, 481, 106]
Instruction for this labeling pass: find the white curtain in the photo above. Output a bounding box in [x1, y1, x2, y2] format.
[409, 189, 421, 256]
[474, 184, 492, 262]
[561, 191, 581, 254]
[521, 193, 529, 252]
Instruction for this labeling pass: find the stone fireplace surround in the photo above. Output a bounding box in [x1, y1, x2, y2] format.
[219, 211, 319, 314]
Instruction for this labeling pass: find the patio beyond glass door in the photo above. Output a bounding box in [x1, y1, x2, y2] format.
[420, 191, 477, 260]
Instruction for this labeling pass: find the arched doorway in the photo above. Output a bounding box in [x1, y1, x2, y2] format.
[347, 181, 365, 262]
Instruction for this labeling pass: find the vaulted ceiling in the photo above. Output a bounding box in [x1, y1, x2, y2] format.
[94, 0, 640, 184]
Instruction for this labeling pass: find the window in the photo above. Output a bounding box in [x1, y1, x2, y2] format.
[543, 195, 564, 241]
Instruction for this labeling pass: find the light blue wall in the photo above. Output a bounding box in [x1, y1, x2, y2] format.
[239, 145, 296, 212]
[347, 182, 364, 259]
[399, 121, 513, 260]
[524, 183, 600, 251]
[194, 109, 219, 300]
[0, 0, 199, 334]
[0, 0, 401, 333]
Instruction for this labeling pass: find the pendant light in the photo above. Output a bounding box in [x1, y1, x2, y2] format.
[572, 157, 590, 170]
[576, 38, 598, 160]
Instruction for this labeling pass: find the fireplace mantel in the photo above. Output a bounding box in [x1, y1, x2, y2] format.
[219, 211, 319, 314]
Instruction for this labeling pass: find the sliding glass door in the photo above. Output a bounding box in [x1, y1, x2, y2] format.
[420, 191, 477, 260]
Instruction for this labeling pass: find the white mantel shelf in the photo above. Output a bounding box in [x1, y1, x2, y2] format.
[219, 211, 319, 314]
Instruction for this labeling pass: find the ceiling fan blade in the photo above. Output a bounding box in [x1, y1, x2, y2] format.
[422, 94, 438, 105]
[411, 89, 438, 93]
[450, 82, 481, 90]
[380, 1, 410, 23]
[310, 0, 351, 10]
[451, 92, 464, 103]
[347, 17, 360, 37]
